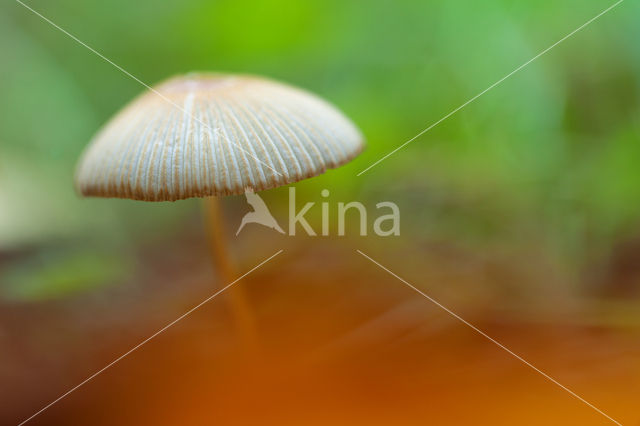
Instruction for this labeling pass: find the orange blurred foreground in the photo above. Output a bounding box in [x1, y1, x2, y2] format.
[3, 242, 640, 425]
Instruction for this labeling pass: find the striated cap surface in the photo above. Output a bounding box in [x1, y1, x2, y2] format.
[75, 73, 364, 201]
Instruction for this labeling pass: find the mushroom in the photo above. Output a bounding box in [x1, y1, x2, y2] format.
[75, 73, 364, 342]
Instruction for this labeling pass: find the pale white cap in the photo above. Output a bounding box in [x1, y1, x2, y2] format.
[75, 73, 364, 201]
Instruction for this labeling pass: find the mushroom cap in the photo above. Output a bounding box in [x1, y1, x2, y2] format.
[75, 73, 364, 201]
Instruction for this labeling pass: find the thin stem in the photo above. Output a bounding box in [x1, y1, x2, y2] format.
[203, 196, 257, 349]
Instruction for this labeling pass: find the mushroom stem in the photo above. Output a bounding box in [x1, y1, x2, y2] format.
[203, 196, 257, 349]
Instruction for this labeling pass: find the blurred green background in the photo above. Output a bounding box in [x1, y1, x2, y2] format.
[1, 0, 639, 300]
